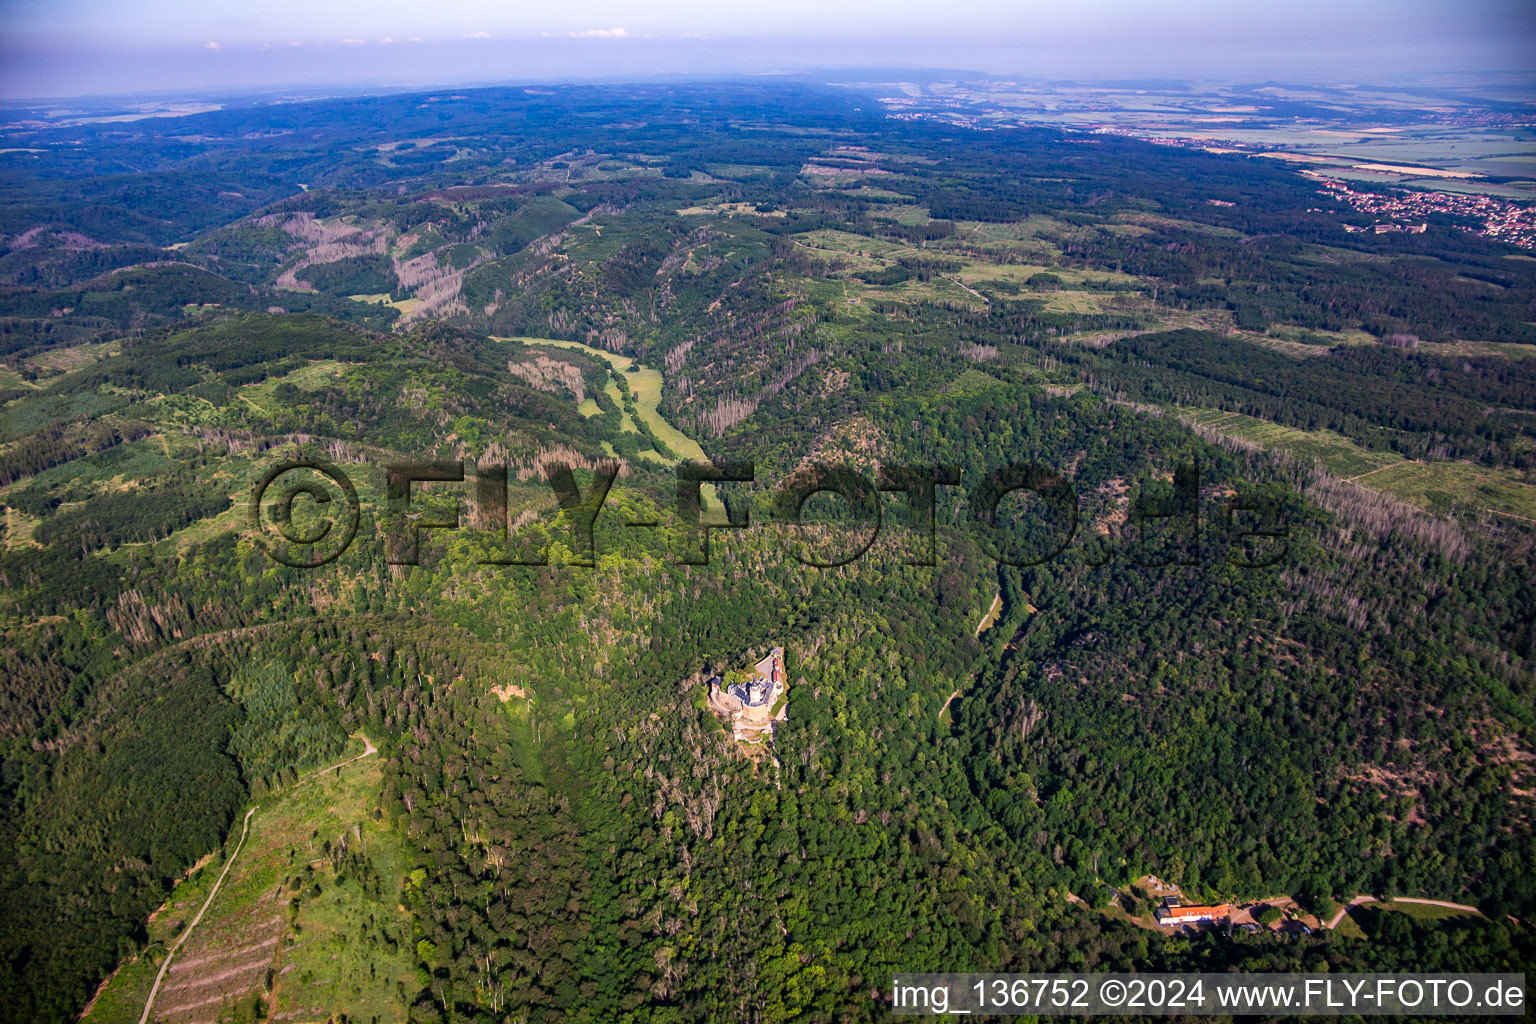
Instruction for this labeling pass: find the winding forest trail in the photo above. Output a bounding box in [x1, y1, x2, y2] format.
[939, 689, 962, 718]
[1323, 897, 1368, 929]
[975, 592, 1002, 637]
[135, 735, 377, 1024]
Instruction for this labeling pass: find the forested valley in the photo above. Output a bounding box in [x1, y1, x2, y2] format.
[1, 81, 1534, 1023]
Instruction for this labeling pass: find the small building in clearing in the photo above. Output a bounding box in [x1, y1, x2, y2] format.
[1155, 899, 1231, 926]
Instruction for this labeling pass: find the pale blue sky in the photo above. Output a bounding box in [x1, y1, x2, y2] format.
[2, 0, 1533, 98]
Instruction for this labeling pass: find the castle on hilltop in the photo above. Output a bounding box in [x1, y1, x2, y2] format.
[707, 647, 786, 743]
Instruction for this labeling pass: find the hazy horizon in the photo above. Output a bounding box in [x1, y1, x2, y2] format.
[3, 0, 1534, 101]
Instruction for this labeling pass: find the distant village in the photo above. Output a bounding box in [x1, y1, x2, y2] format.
[1315, 177, 1536, 250]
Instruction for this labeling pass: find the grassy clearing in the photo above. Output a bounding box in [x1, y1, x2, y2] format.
[795, 225, 1139, 315]
[954, 259, 1140, 289]
[1263, 325, 1379, 348]
[797, 229, 926, 262]
[3, 504, 40, 550]
[954, 215, 1072, 242]
[269, 755, 415, 1024]
[493, 337, 723, 516]
[1041, 290, 1112, 313]
[23, 340, 118, 376]
[497, 338, 683, 453]
[1375, 900, 1479, 922]
[608, 396, 641, 435]
[1331, 909, 1369, 940]
[868, 204, 934, 228]
[349, 293, 422, 316]
[0, 438, 180, 500]
[495, 336, 634, 370]
[163, 497, 248, 554]
[77, 944, 167, 1024]
[1364, 460, 1536, 521]
[943, 367, 1012, 397]
[238, 359, 348, 417]
[676, 201, 784, 218]
[846, 274, 981, 307]
[1420, 338, 1536, 360]
[0, 364, 32, 389]
[1182, 407, 1404, 478]
[82, 835, 231, 1024]
[1183, 406, 1536, 519]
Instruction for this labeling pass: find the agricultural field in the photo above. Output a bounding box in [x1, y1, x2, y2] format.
[858, 78, 1536, 199]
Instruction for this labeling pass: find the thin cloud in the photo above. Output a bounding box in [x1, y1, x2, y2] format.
[340, 38, 366, 47]
[465, 30, 492, 40]
[203, 41, 221, 51]
[570, 27, 629, 39]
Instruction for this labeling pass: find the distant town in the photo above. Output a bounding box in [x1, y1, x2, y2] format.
[1314, 177, 1536, 250]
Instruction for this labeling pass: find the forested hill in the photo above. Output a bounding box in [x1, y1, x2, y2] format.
[1, 82, 1534, 1023]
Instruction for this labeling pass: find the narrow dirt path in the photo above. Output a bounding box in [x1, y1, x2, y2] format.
[1323, 896, 1371, 930]
[1482, 508, 1536, 524]
[941, 273, 989, 304]
[939, 689, 962, 719]
[1344, 460, 1412, 483]
[1323, 894, 1481, 929]
[137, 807, 256, 1024]
[975, 592, 1002, 637]
[288, 732, 377, 794]
[135, 735, 376, 1024]
[1390, 896, 1481, 914]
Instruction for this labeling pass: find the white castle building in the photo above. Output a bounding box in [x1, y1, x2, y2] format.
[707, 647, 787, 742]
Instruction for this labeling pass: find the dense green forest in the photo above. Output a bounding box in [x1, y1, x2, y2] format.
[1, 81, 1533, 1023]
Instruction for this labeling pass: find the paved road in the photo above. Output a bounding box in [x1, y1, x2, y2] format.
[135, 735, 376, 1024]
